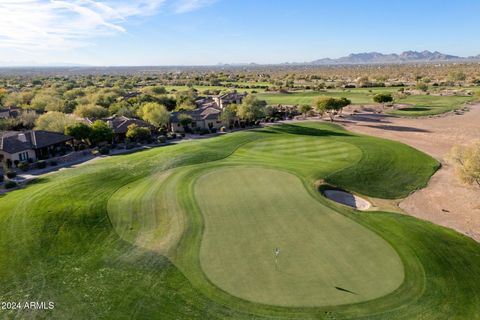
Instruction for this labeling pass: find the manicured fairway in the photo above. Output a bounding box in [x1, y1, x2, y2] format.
[0, 122, 479, 319]
[257, 89, 473, 116]
[195, 167, 403, 306]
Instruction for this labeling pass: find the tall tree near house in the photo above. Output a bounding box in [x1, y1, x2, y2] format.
[373, 93, 394, 109]
[220, 105, 237, 127]
[19, 110, 38, 129]
[237, 95, 266, 122]
[35, 111, 78, 133]
[74, 104, 109, 119]
[89, 120, 114, 145]
[178, 114, 193, 132]
[126, 124, 151, 142]
[0, 88, 7, 105]
[137, 102, 170, 128]
[448, 142, 480, 187]
[65, 123, 92, 146]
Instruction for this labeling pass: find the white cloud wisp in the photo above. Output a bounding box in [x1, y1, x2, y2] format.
[0, 0, 165, 51]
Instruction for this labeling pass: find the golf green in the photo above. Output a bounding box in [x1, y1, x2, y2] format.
[2, 122, 479, 319]
[195, 166, 404, 306]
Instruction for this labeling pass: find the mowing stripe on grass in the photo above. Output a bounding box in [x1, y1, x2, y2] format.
[195, 166, 404, 307]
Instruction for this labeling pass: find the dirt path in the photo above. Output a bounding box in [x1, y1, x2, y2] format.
[340, 104, 480, 241]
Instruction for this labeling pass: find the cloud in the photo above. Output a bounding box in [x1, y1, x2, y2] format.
[173, 0, 216, 13]
[0, 0, 166, 51]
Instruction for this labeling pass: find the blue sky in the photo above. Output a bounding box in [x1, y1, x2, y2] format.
[0, 0, 479, 66]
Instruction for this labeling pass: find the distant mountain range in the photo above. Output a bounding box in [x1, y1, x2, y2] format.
[309, 50, 480, 65]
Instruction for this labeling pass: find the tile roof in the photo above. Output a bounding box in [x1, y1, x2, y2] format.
[106, 116, 154, 134]
[171, 106, 221, 123]
[0, 130, 72, 154]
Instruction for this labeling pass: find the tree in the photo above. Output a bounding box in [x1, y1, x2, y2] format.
[137, 102, 170, 128]
[373, 93, 394, 109]
[178, 114, 193, 132]
[35, 112, 78, 133]
[149, 86, 167, 95]
[65, 123, 92, 145]
[298, 104, 312, 118]
[175, 89, 197, 107]
[220, 105, 237, 126]
[313, 96, 344, 121]
[337, 97, 351, 114]
[19, 110, 38, 129]
[0, 88, 7, 105]
[236, 95, 266, 121]
[415, 82, 428, 92]
[175, 103, 196, 112]
[89, 120, 113, 145]
[30, 92, 64, 113]
[74, 104, 109, 119]
[109, 100, 132, 115]
[448, 142, 480, 187]
[126, 124, 151, 142]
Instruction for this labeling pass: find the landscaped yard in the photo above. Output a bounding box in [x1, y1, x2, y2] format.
[0, 122, 479, 319]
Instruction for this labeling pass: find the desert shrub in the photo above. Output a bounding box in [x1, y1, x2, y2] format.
[18, 162, 30, 172]
[4, 181, 17, 189]
[37, 160, 47, 169]
[6, 171, 16, 179]
[449, 142, 480, 187]
[99, 147, 110, 155]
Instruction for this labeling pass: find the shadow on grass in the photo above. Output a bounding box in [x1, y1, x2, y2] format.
[261, 124, 354, 137]
[397, 106, 431, 112]
[26, 177, 50, 186]
[335, 286, 358, 295]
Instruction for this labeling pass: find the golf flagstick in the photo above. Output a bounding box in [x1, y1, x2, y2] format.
[274, 248, 280, 270]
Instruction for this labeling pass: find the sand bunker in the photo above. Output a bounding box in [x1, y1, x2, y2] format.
[340, 103, 480, 241]
[324, 190, 371, 210]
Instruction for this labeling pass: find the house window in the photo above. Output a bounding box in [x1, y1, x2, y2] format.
[19, 152, 29, 161]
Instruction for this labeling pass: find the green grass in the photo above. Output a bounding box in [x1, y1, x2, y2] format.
[257, 89, 388, 105]
[0, 122, 479, 319]
[195, 166, 403, 306]
[390, 94, 473, 116]
[257, 88, 474, 116]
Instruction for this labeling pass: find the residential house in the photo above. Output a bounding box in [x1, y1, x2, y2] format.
[105, 115, 155, 142]
[170, 106, 222, 133]
[170, 91, 245, 133]
[0, 130, 73, 163]
[0, 107, 22, 119]
[213, 91, 246, 109]
[123, 91, 141, 100]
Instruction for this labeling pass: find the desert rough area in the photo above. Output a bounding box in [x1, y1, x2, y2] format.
[342, 104, 480, 241]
